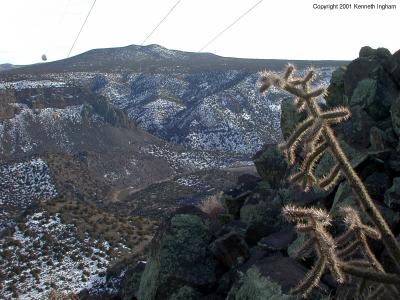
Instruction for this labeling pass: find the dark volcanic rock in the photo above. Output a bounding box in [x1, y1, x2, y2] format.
[119, 261, 146, 300]
[384, 177, 400, 211]
[253, 144, 288, 188]
[257, 228, 296, 252]
[137, 206, 219, 300]
[344, 48, 399, 121]
[235, 255, 327, 298]
[363, 172, 391, 202]
[209, 231, 250, 268]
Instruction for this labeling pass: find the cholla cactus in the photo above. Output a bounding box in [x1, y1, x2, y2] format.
[260, 65, 400, 298]
[283, 205, 344, 298]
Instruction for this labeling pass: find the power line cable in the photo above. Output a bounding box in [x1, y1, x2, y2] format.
[67, 0, 97, 57]
[198, 0, 264, 52]
[141, 0, 182, 46]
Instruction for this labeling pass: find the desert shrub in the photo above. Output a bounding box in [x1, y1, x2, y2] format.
[198, 192, 225, 219]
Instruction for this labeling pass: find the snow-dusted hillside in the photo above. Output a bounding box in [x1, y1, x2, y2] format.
[0, 211, 125, 299]
[1, 44, 341, 155]
[0, 159, 57, 232]
[101, 67, 335, 154]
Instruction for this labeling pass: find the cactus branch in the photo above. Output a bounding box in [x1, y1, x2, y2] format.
[259, 66, 400, 272]
[318, 163, 342, 191]
[339, 263, 400, 285]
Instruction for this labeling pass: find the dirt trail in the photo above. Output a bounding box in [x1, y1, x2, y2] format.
[110, 164, 258, 203]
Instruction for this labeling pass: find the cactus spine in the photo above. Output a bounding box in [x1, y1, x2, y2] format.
[259, 65, 400, 298]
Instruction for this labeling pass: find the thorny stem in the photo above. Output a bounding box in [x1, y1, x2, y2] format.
[280, 80, 400, 273]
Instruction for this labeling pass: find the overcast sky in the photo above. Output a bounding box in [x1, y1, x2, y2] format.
[1, 0, 399, 64]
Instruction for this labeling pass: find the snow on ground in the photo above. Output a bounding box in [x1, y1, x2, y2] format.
[0, 212, 127, 299]
[0, 158, 57, 232]
[135, 98, 186, 131]
[0, 104, 100, 155]
[143, 145, 252, 171]
[175, 175, 204, 187]
[0, 80, 66, 90]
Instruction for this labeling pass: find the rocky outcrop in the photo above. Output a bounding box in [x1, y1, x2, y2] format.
[120, 46, 400, 299]
[137, 206, 220, 300]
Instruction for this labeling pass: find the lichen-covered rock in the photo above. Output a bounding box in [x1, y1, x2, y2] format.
[222, 192, 250, 218]
[386, 152, 400, 173]
[120, 261, 146, 300]
[314, 138, 368, 178]
[325, 66, 347, 108]
[169, 286, 201, 300]
[336, 105, 375, 149]
[237, 256, 328, 298]
[363, 172, 391, 201]
[137, 207, 219, 300]
[391, 49, 400, 86]
[209, 231, 250, 268]
[391, 95, 400, 137]
[258, 228, 296, 252]
[226, 267, 292, 300]
[253, 144, 288, 188]
[331, 182, 400, 228]
[369, 126, 388, 150]
[359, 46, 376, 58]
[240, 189, 291, 245]
[287, 233, 306, 259]
[349, 78, 391, 120]
[344, 49, 399, 121]
[280, 97, 305, 140]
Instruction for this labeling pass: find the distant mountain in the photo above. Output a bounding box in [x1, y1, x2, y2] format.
[0, 63, 23, 71]
[0, 44, 347, 154]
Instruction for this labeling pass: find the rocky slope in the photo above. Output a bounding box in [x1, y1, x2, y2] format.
[111, 46, 400, 300]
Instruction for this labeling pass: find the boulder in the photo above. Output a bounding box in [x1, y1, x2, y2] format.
[240, 189, 291, 245]
[359, 46, 376, 58]
[391, 95, 400, 137]
[314, 139, 368, 178]
[369, 127, 388, 150]
[363, 172, 391, 202]
[137, 206, 219, 300]
[169, 286, 201, 300]
[280, 97, 306, 140]
[257, 228, 296, 252]
[335, 105, 375, 149]
[222, 192, 251, 218]
[385, 152, 400, 174]
[381, 234, 400, 274]
[217, 220, 248, 239]
[384, 177, 400, 211]
[391, 49, 400, 86]
[325, 66, 347, 108]
[331, 182, 400, 228]
[209, 231, 250, 268]
[226, 267, 292, 300]
[253, 144, 288, 187]
[344, 50, 399, 121]
[287, 233, 306, 259]
[120, 261, 146, 300]
[236, 256, 328, 298]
